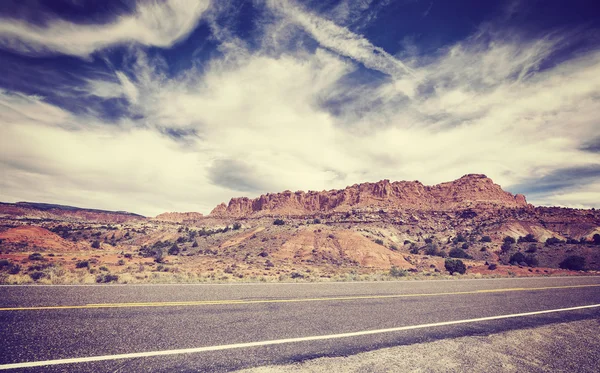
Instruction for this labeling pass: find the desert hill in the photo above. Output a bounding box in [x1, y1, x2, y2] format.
[0, 174, 598, 284]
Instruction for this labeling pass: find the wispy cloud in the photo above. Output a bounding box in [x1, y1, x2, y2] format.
[0, 0, 599, 214]
[0, 0, 211, 58]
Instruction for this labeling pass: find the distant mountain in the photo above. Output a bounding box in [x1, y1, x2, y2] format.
[210, 174, 528, 217]
[0, 201, 145, 223]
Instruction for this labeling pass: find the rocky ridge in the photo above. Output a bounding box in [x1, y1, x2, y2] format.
[210, 174, 528, 217]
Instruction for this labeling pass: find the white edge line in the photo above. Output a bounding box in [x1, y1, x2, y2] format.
[0, 304, 598, 370]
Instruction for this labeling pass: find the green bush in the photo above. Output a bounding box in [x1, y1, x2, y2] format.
[29, 271, 45, 281]
[445, 259, 466, 274]
[501, 241, 513, 253]
[28, 253, 44, 261]
[503, 236, 516, 244]
[96, 274, 119, 283]
[518, 234, 537, 243]
[389, 266, 408, 277]
[545, 237, 563, 246]
[75, 260, 89, 269]
[449, 248, 472, 259]
[559, 256, 585, 271]
[168, 244, 180, 255]
[525, 245, 538, 253]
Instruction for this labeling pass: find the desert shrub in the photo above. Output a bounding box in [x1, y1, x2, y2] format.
[389, 266, 408, 277]
[124, 253, 133, 259]
[8, 264, 21, 274]
[509, 252, 526, 265]
[559, 255, 586, 271]
[503, 236, 516, 244]
[409, 244, 420, 254]
[91, 240, 101, 249]
[403, 240, 411, 245]
[518, 234, 537, 243]
[390, 244, 399, 251]
[461, 242, 469, 250]
[424, 237, 433, 244]
[545, 237, 563, 246]
[488, 263, 498, 270]
[445, 259, 466, 274]
[481, 236, 492, 242]
[453, 234, 467, 243]
[168, 244, 180, 256]
[501, 241, 513, 253]
[192, 240, 199, 248]
[117, 259, 125, 266]
[374, 239, 384, 245]
[29, 271, 45, 281]
[313, 218, 321, 224]
[525, 245, 538, 253]
[232, 222, 242, 230]
[449, 248, 472, 259]
[176, 236, 187, 244]
[99, 266, 109, 271]
[28, 253, 43, 261]
[0, 259, 10, 268]
[290, 272, 305, 279]
[425, 244, 439, 256]
[273, 219, 285, 226]
[594, 234, 600, 245]
[258, 251, 269, 257]
[525, 254, 539, 267]
[96, 274, 119, 283]
[75, 260, 89, 269]
[566, 238, 579, 244]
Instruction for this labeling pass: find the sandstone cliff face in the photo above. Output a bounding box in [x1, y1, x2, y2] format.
[210, 174, 528, 217]
[153, 212, 204, 223]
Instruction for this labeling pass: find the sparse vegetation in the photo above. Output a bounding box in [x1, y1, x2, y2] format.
[91, 240, 101, 249]
[545, 237, 563, 246]
[96, 273, 119, 283]
[273, 219, 285, 226]
[233, 222, 242, 230]
[518, 234, 537, 243]
[449, 248, 472, 259]
[374, 239, 384, 245]
[389, 266, 408, 277]
[480, 236, 492, 242]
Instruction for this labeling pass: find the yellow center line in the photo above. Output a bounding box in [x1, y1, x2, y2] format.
[1, 284, 599, 311]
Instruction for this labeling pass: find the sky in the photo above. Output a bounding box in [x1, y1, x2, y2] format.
[0, 0, 599, 216]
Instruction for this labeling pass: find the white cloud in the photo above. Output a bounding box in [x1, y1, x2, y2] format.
[265, 0, 413, 78]
[1, 1, 599, 214]
[0, 0, 211, 58]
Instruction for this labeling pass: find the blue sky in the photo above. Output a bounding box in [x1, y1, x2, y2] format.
[0, 0, 599, 216]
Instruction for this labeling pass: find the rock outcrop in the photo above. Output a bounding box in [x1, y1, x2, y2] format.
[153, 212, 204, 223]
[210, 174, 528, 217]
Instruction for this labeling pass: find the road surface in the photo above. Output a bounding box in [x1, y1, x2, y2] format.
[1, 276, 599, 372]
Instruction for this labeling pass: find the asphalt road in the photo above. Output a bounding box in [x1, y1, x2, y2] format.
[1, 277, 599, 372]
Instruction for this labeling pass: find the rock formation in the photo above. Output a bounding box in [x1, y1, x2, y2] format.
[210, 174, 528, 217]
[153, 212, 204, 223]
